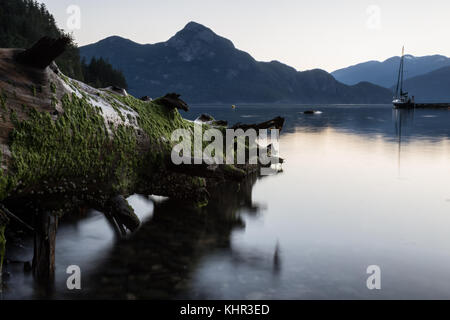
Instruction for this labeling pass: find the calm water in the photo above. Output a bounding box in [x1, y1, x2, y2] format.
[2, 104, 450, 299]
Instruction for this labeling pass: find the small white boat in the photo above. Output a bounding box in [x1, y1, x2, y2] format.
[393, 47, 415, 109]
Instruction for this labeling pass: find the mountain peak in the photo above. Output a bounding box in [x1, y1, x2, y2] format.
[80, 23, 392, 103]
[169, 21, 218, 45]
[182, 21, 209, 32]
[166, 21, 235, 61]
[97, 35, 138, 46]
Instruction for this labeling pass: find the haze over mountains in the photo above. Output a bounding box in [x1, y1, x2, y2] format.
[80, 22, 391, 104]
[332, 55, 450, 101]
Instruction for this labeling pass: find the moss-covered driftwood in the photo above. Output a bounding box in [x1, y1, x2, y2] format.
[0, 37, 284, 280]
[0, 214, 6, 277]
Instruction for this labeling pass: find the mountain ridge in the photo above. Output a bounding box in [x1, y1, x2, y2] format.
[332, 54, 450, 88]
[80, 21, 392, 103]
[398, 65, 450, 102]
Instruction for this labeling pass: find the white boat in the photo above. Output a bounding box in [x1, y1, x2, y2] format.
[392, 46, 415, 109]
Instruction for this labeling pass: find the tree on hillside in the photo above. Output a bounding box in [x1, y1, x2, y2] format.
[0, 0, 83, 80]
[0, 0, 127, 89]
[81, 57, 128, 89]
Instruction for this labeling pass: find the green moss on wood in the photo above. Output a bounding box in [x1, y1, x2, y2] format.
[0, 90, 7, 110]
[0, 225, 5, 276]
[50, 82, 56, 94]
[0, 81, 205, 201]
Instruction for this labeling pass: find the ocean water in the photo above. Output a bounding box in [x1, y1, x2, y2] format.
[3, 104, 450, 299]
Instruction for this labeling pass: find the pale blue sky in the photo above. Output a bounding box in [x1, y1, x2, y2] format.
[39, 0, 450, 72]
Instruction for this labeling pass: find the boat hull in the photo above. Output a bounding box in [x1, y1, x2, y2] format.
[393, 102, 415, 109]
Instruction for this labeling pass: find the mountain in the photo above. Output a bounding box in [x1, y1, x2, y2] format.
[332, 54, 450, 88]
[399, 66, 450, 102]
[80, 22, 391, 104]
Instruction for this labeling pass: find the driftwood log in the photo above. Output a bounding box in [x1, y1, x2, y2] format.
[166, 158, 247, 182]
[0, 209, 7, 277]
[232, 116, 284, 131]
[156, 93, 189, 111]
[32, 210, 57, 280]
[0, 203, 33, 231]
[0, 37, 284, 280]
[16, 36, 71, 69]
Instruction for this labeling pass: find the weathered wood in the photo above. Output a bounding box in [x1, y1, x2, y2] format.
[259, 143, 284, 167]
[32, 211, 57, 280]
[213, 119, 228, 126]
[0, 204, 34, 232]
[15, 36, 71, 69]
[195, 114, 228, 126]
[196, 114, 214, 122]
[0, 37, 287, 288]
[1, 40, 283, 206]
[0, 207, 8, 281]
[0, 223, 6, 279]
[0, 208, 8, 226]
[167, 159, 246, 182]
[101, 86, 128, 97]
[107, 195, 140, 232]
[232, 116, 285, 131]
[88, 195, 140, 237]
[140, 95, 152, 101]
[157, 93, 189, 112]
[103, 211, 127, 238]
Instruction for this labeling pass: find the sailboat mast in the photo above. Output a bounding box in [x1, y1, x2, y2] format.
[394, 46, 404, 98]
[399, 46, 404, 96]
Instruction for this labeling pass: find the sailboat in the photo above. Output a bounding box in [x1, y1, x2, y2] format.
[392, 46, 415, 109]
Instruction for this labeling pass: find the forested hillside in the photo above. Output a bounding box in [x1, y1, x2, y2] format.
[81, 57, 128, 89]
[0, 0, 127, 88]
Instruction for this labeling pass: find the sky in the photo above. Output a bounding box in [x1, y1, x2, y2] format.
[38, 0, 450, 72]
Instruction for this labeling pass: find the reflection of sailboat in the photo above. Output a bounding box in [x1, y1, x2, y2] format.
[273, 240, 281, 275]
[393, 47, 415, 109]
[393, 108, 415, 172]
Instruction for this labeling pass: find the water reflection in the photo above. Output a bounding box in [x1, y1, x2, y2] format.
[393, 109, 415, 174]
[272, 240, 281, 276]
[186, 104, 450, 140]
[181, 105, 450, 299]
[2, 104, 450, 299]
[70, 174, 262, 299]
[2, 195, 154, 299]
